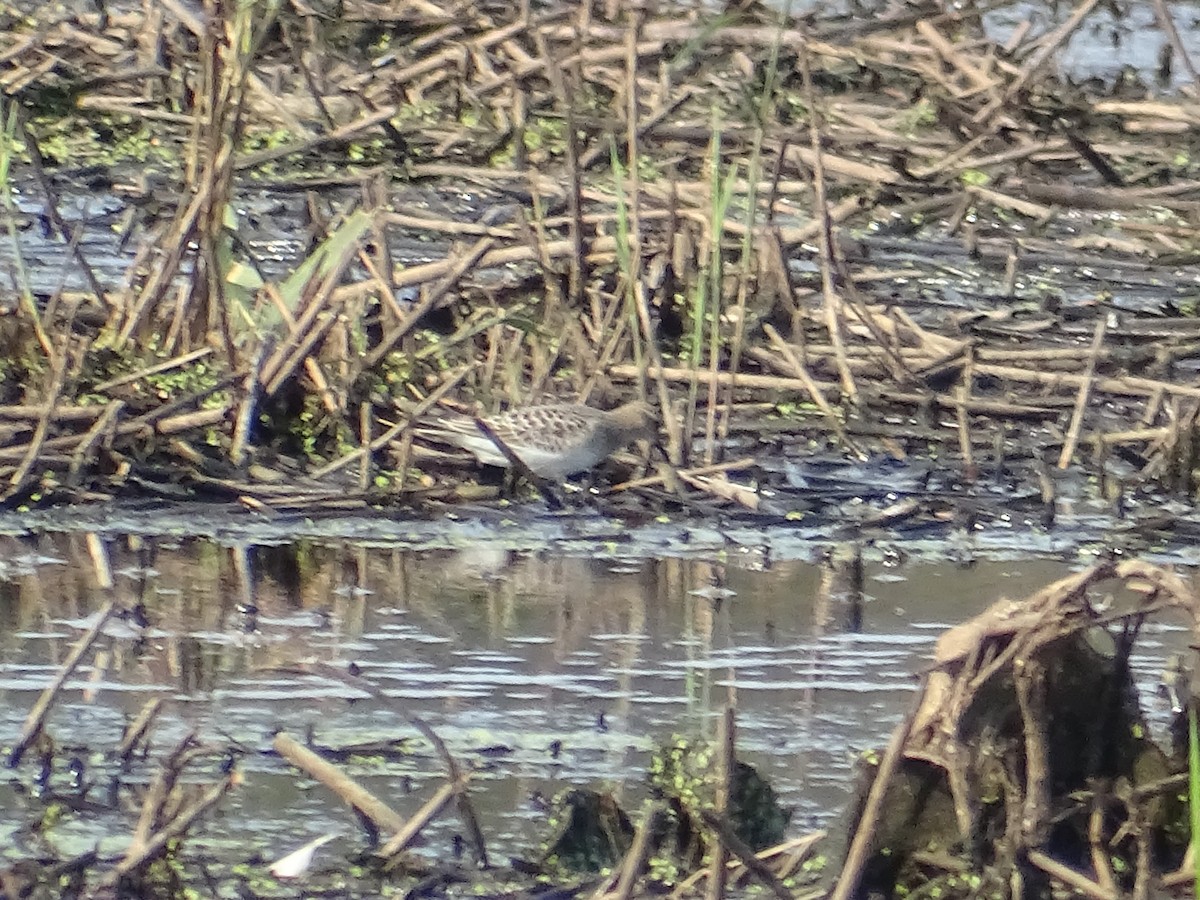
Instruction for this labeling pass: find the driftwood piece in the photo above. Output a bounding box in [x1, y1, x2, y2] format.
[117, 698, 164, 763]
[273, 732, 408, 835]
[835, 559, 1200, 899]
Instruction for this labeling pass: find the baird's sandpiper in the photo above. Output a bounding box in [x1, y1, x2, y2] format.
[418, 400, 657, 480]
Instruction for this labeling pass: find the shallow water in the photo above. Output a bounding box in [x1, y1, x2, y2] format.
[0, 516, 1192, 865]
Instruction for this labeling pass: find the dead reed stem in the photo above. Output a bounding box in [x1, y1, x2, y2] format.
[13, 108, 107, 303]
[117, 698, 164, 762]
[109, 771, 237, 884]
[1057, 317, 1108, 469]
[593, 802, 663, 900]
[699, 809, 793, 900]
[764, 325, 865, 459]
[1026, 850, 1118, 900]
[798, 41, 857, 403]
[5, 343, 69, 501]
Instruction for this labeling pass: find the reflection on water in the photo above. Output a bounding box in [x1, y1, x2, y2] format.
[0, 532, 1188, 858]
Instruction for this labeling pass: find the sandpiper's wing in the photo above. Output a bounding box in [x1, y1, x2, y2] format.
[415, 404, 607, 477]
[414, 413, 508, 466]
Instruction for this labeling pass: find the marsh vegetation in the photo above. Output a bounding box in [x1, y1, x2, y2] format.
[4, 0, 1200, 895]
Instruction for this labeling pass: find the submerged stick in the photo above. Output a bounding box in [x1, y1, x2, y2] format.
[129, 732, 201, 850]
[8, 598, 116, 767]
[118, 697, 164, 763]
[707, 705, 736, 900]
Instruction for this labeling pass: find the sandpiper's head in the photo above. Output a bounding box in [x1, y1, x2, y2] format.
[611, 400, 658, 441]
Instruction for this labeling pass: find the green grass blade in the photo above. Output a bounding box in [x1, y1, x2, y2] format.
[1188, 707, 1200, 900]
[609, 139, 632, 279]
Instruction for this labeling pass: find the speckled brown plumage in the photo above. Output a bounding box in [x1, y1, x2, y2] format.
[417, 401, 657, 479]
